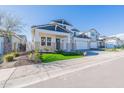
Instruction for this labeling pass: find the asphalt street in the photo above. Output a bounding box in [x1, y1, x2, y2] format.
[26, 51, 124, 88]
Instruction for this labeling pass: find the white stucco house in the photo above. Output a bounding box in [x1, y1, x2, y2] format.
[31, 19, 100, 52]
[104, 37, 123, 48]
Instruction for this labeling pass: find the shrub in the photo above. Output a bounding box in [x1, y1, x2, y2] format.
[44, 47, 50, 52]
[121, 45, 124, 49]
[28, 50, 41, 63]
[56, 50, 84, 56]
[0, 56, 3, 63]
[13, 52, 20, 57]
[56, 50, 64, 54]
[75, 50, 84, 55]
[4, 55, 14, 62]
[62, 50, 84, 56]
[34, 52, 41, 62]
[28, 53, 33, 60]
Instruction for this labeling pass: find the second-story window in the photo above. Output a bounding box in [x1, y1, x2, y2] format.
[91, 32, 95, 36]
[74, 32, 76, 36]
[41, 37, 46, 46]
[47, 37, 51, 46]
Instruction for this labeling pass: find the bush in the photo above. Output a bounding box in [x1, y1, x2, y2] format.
[56, 50, 64, 54]
[4, 55, 14, 62]
[34, 52, 41, 62]
[0, 56, 3, 63]
[56, 50, 84, 56]
[28, 53, 33, 60]
[13, 52, 20, 57]
[28, 50, 41, 63]
[121, 45, 124, 49]
[62, 50, 84, 56]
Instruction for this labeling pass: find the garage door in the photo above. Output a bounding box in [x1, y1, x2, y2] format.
[90, 42, 98, 49]
[76, 41, 89, 50]
[106, 44, 115, 48]
[0, 37, 4, 55]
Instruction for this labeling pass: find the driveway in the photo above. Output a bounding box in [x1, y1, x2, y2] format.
[26, 50, 124, 88]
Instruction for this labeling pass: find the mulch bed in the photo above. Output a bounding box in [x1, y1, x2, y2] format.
[0, 54, 39, 70]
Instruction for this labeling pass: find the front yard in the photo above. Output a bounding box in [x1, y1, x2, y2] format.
[0, 50, 84, 69]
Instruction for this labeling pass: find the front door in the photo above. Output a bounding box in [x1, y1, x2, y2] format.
[56, 38, 60, 50]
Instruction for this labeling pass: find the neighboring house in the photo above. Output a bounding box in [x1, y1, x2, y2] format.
[12, 34, 27, 52]
[0, 35, 4, 55]
[98, 36, 107, 48]
[112, 33, 124, 45]
[31, 19, 91, 52]
[80, 29, 100, 49]
[18, 35, 27, 51]
[104, 37, 123, 48]
[0, 30, 12, 55]
[0, 30, 27, 55]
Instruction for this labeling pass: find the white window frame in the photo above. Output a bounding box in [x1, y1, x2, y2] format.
[41, 37, 46, 46]
[47, 37, 51, 46]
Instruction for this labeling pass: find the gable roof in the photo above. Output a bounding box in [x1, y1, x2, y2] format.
[18, 35, 27, 41]
[82, 28, 100, 35]
[51, 19, 73, 26]
[0, 29, 24, 41]
[76, 34, 91, 39]
[71, 28, 80, 32]
[105, 36, 121, 41]
[31, 23, 71, 33]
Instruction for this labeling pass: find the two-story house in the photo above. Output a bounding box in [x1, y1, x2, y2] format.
[31, 19, 91, 52]
[79, 29, 100, 49]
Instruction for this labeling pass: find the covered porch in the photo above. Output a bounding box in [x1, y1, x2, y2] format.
[33, 29, 71, 52]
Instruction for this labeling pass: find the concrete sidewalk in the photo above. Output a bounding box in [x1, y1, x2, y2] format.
[0, 51, 124, 88]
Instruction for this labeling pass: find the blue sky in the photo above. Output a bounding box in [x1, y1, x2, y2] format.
[0, 5, 124, 41]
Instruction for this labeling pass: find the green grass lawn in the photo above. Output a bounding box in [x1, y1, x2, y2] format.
[40, 54, 82, 63]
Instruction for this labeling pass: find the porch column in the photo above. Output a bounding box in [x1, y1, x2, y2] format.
[66, 34, 71, 51]
[34, 30, 41, 50]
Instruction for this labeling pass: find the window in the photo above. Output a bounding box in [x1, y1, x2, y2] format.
[74, 32, 76, 36]
[47, 37, 51, 46]
[41, 37, 46, 46]
[91, 32, 95, 36]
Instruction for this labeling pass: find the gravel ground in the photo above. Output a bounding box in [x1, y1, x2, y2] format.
[0, 55, 37, 69]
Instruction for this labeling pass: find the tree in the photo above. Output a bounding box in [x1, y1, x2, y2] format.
[0, 10, 25, 33]
[0, 10, 25, 40]
[0, 10, 6, 26]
